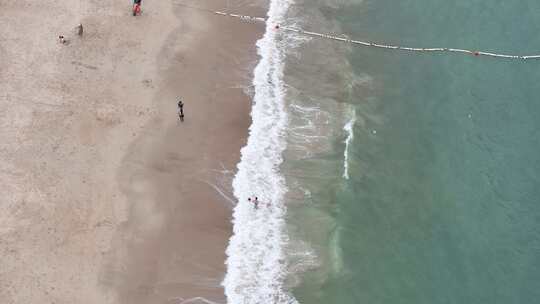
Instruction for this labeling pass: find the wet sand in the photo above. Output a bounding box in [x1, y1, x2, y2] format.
[0, 0, 264, 303]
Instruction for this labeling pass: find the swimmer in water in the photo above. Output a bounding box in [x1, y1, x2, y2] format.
[248, 197, 259, 209]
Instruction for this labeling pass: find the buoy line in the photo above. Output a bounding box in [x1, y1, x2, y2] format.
[175, 3, 540, 60]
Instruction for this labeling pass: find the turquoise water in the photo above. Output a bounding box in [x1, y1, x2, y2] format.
[283, 1, 540, 303]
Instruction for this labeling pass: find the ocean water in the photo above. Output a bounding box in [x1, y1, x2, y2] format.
[225, 0, 540, 303]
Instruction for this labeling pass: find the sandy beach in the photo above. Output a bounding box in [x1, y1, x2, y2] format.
[0, 0, 264, 303]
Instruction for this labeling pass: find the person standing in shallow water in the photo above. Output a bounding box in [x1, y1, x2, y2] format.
[177, 100, 184, 121]
[248, 197, 259, 209]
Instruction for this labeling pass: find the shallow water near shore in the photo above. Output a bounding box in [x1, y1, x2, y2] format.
[275, 0, 540, 303]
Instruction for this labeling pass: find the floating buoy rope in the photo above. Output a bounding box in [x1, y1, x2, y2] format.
[175, 3, 540, 60]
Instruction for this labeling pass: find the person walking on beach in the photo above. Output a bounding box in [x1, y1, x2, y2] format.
[133, 0, 142, 16]
[177, 99, 184, 121]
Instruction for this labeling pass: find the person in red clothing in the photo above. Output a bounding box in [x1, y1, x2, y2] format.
[133, 0, 142, 16]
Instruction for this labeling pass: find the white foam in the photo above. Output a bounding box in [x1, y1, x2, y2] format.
[222, 0, 298, 303]
[175, 297, 223, 304]
[342, 110, 356, 180]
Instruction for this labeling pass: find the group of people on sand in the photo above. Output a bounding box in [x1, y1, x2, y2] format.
[59, 1, 142, 44]
[58, 2, 190, 124]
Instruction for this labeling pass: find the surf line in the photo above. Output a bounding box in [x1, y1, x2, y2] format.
[175, 2, 540, 60]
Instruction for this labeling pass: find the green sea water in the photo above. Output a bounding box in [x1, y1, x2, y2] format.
[283, 1, 540, 303]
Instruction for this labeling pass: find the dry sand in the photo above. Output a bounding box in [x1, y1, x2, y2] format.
[0, 0, 264, 303]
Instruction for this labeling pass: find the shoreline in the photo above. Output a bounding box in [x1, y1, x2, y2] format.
[105, 1, 265, 302]
[0, 0, 265, 303]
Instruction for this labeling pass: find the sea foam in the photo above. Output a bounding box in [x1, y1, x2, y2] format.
[222, 0, 297, 303]
[342, 110, 356, 180]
